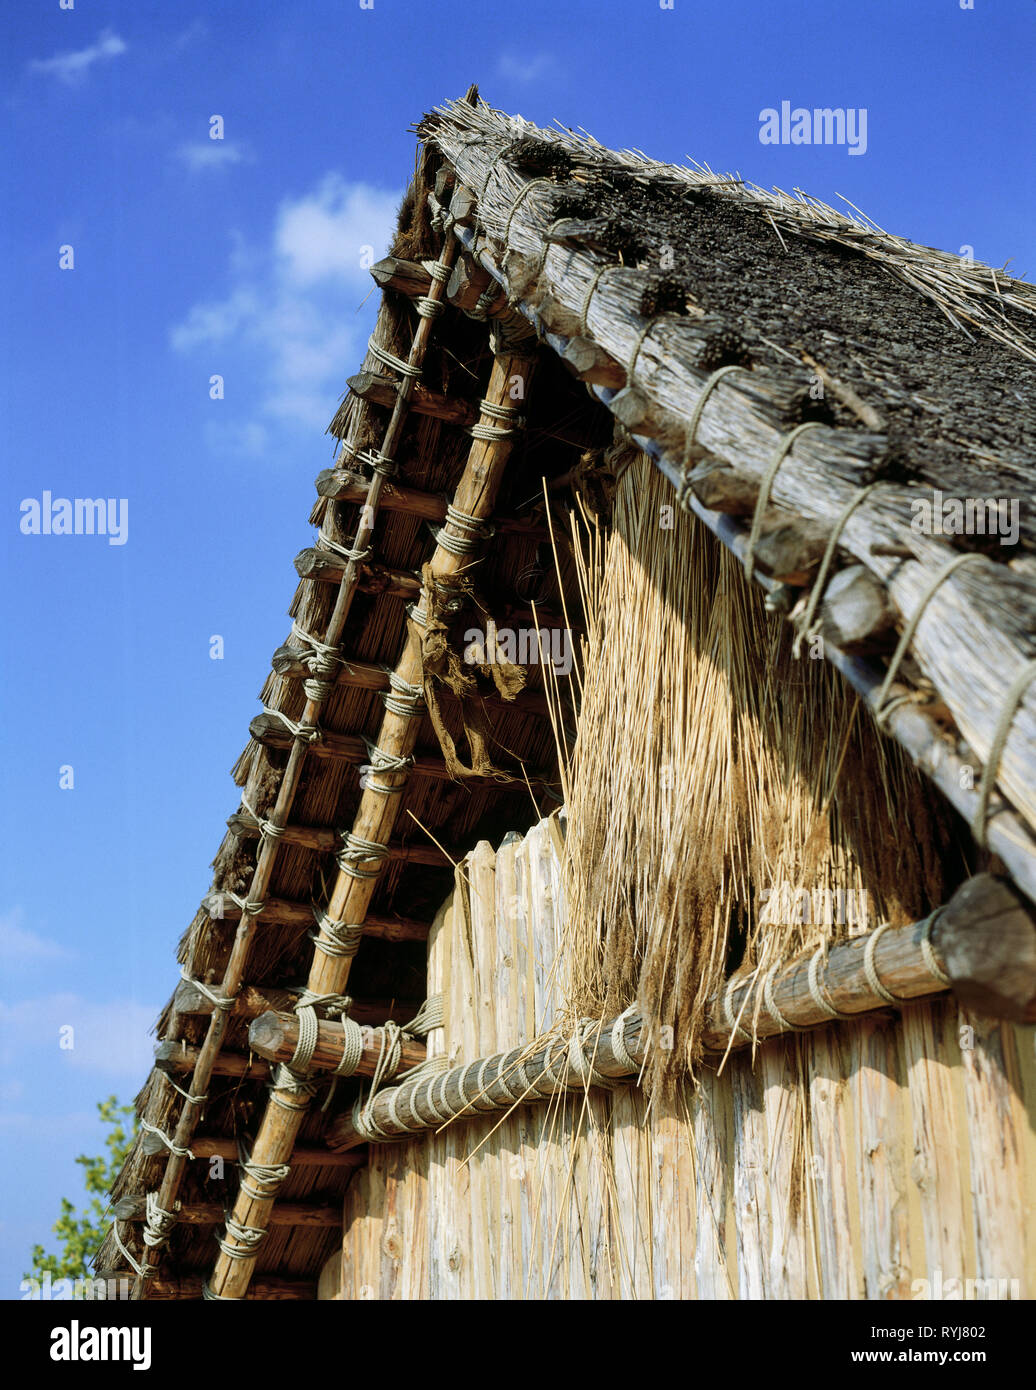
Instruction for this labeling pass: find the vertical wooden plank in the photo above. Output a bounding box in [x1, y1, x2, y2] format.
[729, 1054, 770, 1299]
[900, 999, 971, 1292]
[492, 832, 525, 1301]
[847, 1014, 911, 1299]
[958, 1007, 1028, 1298]
[466, 840, 499, 1300]
[691, 1066, 735, 1298]
[650, 1086, 697, 1299]
[610, 1086, 654, 1298]
[805, 1028, 858, 1298]
[758, 1041, 809, 1298]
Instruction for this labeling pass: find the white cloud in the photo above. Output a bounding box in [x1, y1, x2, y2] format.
[170, 176, 400, 433]
[28, 29, 127, 84]
[0, 909, 70, 965]
[276, 177, 397, 285]
[175, 141, 253, 173]
[496, 51, 560, 84]
[0, 994, 156, 1079]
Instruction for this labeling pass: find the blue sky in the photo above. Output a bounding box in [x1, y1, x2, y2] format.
[1, 0, 1032, 1295]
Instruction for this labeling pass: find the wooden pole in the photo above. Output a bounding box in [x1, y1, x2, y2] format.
[247, 1010, 427, 1074]
[138, 1130, 365, 1167]
[198, 891, 429, 941]
[113, 1197, 341, 1228]
[205, 330, 539, 1299]
[433, 164, 1036, 893]
[132, 183, 463, 1301]
[97, 1274, 317, 1301]
[325, 875, 1036, 1148]
[172, 979, 421, 1025]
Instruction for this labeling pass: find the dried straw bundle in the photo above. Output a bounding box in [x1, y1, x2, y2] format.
[560, 450, 958, 1089]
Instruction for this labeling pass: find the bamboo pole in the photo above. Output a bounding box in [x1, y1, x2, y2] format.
[133, 187, 464, 1301]
[205, 334, 539, 1299]
[200, 890, 429, 941]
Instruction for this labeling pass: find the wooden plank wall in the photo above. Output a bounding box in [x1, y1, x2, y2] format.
[328, 816, 1036, 1301]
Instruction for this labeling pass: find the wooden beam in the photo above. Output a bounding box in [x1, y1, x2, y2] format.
[207, 303, 541, 1299]
[138, 1127, 366, 1167]
[370, 255, 432, 297]
[325, 875, 1036, 1149]
[199, 889, 430, 942]
[154, 1043, 269, 1080]
[223, 814, 460, 867]
[248, 713, 558, 789]
[248, 1010, 426, 1074]
[138, 170, 465, 1303]
[172, 978, 422, 1024]
[99, 1273, 317, 1301]
[314, 468, 551, 541]
[113, 1196, 341, 1228]
[294, 550, 422, 596]
[346, 371, 477, 427]
[269, 630, 551, 718]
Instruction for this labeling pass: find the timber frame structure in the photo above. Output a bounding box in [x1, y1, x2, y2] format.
[100, 89, 1036, 1301]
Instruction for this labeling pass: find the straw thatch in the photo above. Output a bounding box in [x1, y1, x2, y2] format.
[100, 89, 1035, 1300]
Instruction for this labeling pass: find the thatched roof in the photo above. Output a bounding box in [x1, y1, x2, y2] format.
[101, 90, 1035, 1298]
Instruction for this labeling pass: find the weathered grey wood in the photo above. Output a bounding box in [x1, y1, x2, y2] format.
[935, 874, 1036, 1021]
[561, 336, 627, 388]
[293, 549, 422, 596]
[154, 1042, 269, 1079]
[703, 872, 1034, 1051]
[248, 1010, 426, 1074]
[447, 249, 506, 314]
[326, 1012, 649, 1150]
[818, 563, 898, 652]
[685, 461, 758, 514]
[750, 516, 830, 583]
[172, 978, 422, 1024]
[370, 255, 432, 297]
[346, 371, 477, 426]
[433, 131, 1036, 859]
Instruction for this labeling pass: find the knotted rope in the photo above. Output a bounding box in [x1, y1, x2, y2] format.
[261, 705, 321, 744]
[743, 421, 825, 582]
[236, 1139, 291, 1203]
[367, 336, 421, 379]
[874, 551, 986, 726]
[791, 483, 878, 658]
[337, 831, 392, 880]
[972, 657, 1036, 848]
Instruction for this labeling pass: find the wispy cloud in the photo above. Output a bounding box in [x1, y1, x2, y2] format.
[0, 909, 70, 966]
[175, 141, 253, 173]
[496, 51, 560, 85]
[28, 29, 127, 85]
[0, 994, 156, 1079]
[171, 175, 400, 434]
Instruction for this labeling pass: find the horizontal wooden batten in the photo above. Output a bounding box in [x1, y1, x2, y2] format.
[314, 469, 551, 541]
[173, 977, 422, 1025]
[248, 1010, 426, 1074]
[294, 550, 422, 596]
[224, 814, 460, 866]
[369, 255, 433, 297]
[326, 874, 1036, 1149]
[346, 371, 477, 426]
[200, 887, 430, 942]
[248, 713, 558, 790]
[137, 1129, 366, 1168]
[154, 1042, 269, 1080]
[269, 635, 551, 719]
[112, 1196, 341, 1228]
[98, 1273, 317, 1301]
